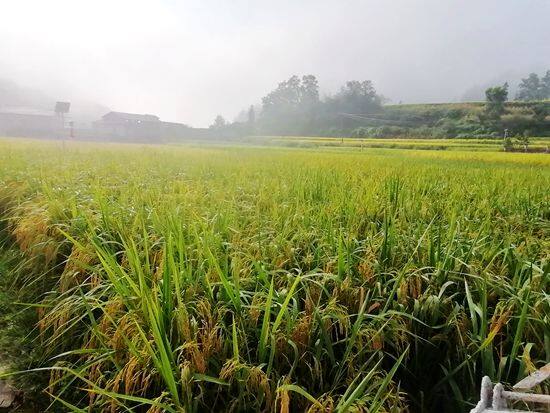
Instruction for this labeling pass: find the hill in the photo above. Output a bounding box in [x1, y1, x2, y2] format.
[345, 101, 550, 139]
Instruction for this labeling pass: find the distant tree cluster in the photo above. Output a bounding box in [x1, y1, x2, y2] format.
[483, 77, 550, 143]
[210, 115, 227, 130]
[256, 75, 383, 135]
[516, 70, 550, 101]
[485, 83, 508, 120]
[259, 75, 321, 134]
[325, 80, 382, 114]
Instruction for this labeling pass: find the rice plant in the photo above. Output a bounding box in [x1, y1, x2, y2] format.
[0, 138, 548, 412]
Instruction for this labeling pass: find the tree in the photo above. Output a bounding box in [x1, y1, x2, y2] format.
[503, 129, 513, 151]
[260, 75, 302, 134]
[531, 103, 548, 122]
[258, 74, 382, 135]
[261, 75, 301, 111]
[516, 130, 530, 152]
[210, 115, 227, 129]
[300, 75, 320, 105]
[503, 135, 514, 151]
[485, 83, 508, 120]
[329, 80, 382, 114]
[247, 105, 255, 125]
[517, 73, 543, 101]
[246, 105, 256, 135]
[541, 70, 550, 99]
[261, 75, 319, 112]
[260, 74, 321, 134]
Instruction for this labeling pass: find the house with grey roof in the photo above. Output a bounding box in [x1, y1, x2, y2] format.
[95, 111, 162, 142]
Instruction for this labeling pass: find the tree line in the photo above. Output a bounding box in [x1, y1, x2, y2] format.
[516, 70, 550, 101]
[210, 75, 384, 136]
[209, 70, 550, 138]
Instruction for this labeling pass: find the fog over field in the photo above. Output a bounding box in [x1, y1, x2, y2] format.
[1, 0, 550, 126]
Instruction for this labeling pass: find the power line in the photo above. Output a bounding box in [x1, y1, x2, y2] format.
[339, 113, 418, 126]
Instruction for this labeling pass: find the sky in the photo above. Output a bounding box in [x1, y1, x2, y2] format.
[1, 0, 549, 126]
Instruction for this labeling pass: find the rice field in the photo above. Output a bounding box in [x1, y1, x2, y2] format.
[0, 138, 549, 412]
[257, 136, 550, 152]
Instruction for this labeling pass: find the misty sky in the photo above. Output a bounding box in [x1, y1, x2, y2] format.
[2, 0, 550, 126]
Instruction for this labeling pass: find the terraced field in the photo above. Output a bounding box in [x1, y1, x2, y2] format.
[260, 136, 550, 152]
[0, 138, 548, 412]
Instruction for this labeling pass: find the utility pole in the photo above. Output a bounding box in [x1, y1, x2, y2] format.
[55, 101, 71, 149]
[340, 114, 344, 144]
[69, 121, 75, 140]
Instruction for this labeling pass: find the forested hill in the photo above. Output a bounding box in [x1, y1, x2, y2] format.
[349, 100, 550, 138]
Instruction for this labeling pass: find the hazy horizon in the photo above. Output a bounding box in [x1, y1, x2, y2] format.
[2, 0, 549, 127]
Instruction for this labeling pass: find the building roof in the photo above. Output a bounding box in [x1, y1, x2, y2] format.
[102, 111, 160, 122]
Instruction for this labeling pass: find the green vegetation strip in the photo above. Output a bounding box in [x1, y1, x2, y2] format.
[262, 136, 550, 152]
